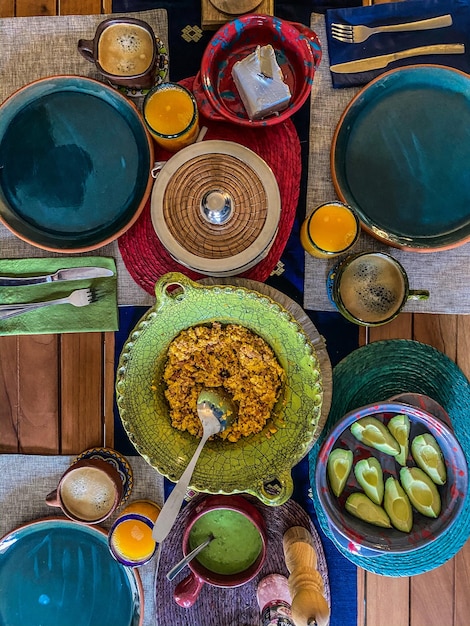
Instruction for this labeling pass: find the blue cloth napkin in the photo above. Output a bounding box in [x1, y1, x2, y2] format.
[326, 0, 470, 87]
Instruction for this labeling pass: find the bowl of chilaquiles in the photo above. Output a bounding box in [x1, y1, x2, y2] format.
[116, 273, 324, 505]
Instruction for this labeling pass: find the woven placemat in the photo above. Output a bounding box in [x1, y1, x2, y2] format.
[155, 496, 330, 625]
[118, 75, 301, 294]
[161, 153, 268, 259]
[308, 339, 470, 576]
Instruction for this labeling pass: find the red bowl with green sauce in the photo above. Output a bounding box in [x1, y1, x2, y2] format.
[174, 495, 267, 607]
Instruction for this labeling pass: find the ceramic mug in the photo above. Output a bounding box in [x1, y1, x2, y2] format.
[46, 458, 123, 524]
[78, 18, 158, 90]
[174, 495, 267, 608]
[328, 251, 429, 326]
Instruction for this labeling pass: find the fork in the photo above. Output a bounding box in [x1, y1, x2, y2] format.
[0, 288, 96, 321]
[331, 14, 452, 44]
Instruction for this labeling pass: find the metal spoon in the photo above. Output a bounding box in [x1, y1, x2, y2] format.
[166, 533, 214, 581]
[151, 388, 236, 544]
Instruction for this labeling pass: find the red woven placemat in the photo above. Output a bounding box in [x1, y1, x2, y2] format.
[118, 76, 301, 296]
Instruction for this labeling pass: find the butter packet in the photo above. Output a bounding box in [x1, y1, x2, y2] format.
[232, 44, 291, 121]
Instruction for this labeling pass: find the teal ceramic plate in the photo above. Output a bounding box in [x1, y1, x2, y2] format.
[332, 66, 470, 251]
[0, 518, 142, 625]
[0, 76, 154, 252]
[309, 340, 470, 576]
[116, 272, 325, 507]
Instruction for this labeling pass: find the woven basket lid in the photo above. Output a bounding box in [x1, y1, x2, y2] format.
[151, 140, 280, 276]
[309, 339, 470, 576]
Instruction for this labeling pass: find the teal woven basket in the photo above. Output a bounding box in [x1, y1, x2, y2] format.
[309, 339, 470, 576]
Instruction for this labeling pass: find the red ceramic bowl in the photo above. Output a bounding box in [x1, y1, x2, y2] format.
[195, 15, 321, 127]
[173, 495, 267, 607]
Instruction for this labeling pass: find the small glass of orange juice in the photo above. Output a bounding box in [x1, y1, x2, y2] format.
[143, 82, 199, 152]
[300, 201, 360, 259]
[108, 512, 157, 567]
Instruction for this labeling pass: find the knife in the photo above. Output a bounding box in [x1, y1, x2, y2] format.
[0, 266, 114, 287]
[330, 43, 465, 73]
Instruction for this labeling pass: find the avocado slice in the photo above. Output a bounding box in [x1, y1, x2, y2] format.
[384, 476, 413, 532]
[327, 448, 353, 497]
[400, 466, 441, 518]
[345, 492, 392, 528]
[387, 414, 411, 466]
[411, 433, 447, 486]
[354, 457, 384, 505]
[350, 417, 400, 457]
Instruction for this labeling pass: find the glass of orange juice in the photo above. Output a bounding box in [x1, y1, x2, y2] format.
[108, 512, 157, 567]
[143, 82, 199, 152]
[300, 201, 360, 259]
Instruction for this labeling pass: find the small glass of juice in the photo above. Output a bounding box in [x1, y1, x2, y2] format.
[143, 82, 199, 152]
[300, 201, 360, 259]
[108, 512, 157, 567]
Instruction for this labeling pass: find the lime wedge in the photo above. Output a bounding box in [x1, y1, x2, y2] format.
[411, 433, 447, 485]
[354, 457, 384, 505]
[351, 417, 400, 456]
[400, 466, 441, 518]
[327, 448, 353, 497]
[345, 492, 391, 528]
[384, 476, 413, 533]
[387, 414, 410, 466]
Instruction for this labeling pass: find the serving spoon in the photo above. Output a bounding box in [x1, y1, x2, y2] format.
[151, 388, 236, 544]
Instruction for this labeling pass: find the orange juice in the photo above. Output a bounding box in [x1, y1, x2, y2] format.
[122, 499, 160, 523]
[301, 202, 360, 258]
[143, 82, 199, 152]
[109, 513, 156, 566]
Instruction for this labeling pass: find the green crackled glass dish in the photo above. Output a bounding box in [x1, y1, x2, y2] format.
[116, 273, 324, 506]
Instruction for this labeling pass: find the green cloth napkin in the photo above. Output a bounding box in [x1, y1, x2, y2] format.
[0, 257, 118, 336]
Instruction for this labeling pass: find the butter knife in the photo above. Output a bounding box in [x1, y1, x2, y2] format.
[0, 266, 114, 287]
[330, 43, 465, 73]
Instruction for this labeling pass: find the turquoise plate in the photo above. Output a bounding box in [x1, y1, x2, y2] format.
[0, 76, 154, 252]
[0, 518, 142, 625]
[309, 340, 470, 576]
[332, 65, 470, 251]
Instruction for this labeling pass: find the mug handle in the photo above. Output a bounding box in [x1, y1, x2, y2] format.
[173, 571, 205, 608]
[77, 39, 95, 63]
[45, 489, 60, 507]
[407, 290, 430, 301]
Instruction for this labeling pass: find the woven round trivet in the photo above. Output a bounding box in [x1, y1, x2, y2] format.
[118, 76, 301, 295]
[309, 339, 470, 576]
[161, 153, 268, 259]
[155, 497, 330, 625]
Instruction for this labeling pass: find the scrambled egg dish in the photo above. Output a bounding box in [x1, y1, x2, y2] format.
[163, 322, 285, 442]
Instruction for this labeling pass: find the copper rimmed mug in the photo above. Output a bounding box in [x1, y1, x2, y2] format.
[46, 458, 123, 524]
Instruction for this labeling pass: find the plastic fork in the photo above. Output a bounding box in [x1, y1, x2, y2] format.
[331, 14, 452, 44]
[0, 288, 96, 320]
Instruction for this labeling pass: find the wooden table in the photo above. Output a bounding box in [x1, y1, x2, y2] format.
[1, 2, 470, 626]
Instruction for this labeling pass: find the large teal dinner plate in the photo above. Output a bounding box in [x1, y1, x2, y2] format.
[0, 76, 153, 252]
[332, 65, 470, 251]
[0, 518, 142, 626]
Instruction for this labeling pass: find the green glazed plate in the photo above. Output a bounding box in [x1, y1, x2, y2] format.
[116, 272, 324, 506]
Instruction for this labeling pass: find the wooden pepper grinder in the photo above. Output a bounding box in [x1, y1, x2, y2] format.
[282, 526, 330, 626]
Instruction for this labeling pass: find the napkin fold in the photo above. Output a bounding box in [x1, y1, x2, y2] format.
[326, 0, 470, 87]
[0, 257, 118, 336]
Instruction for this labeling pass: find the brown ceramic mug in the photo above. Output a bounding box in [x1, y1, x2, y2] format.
[78, 17, 158, 90]
[46, 458, 123, 524]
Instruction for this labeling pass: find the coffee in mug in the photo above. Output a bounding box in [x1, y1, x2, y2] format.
[46, 458, 123, 524]
[97, 23, 154, 77]
[330, 251, 429, 326]
[78, 18, 158, 90]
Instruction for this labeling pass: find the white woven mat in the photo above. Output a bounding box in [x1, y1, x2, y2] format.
[305, 12, 470, 314]
[0, 10, 168, 307]
[0, 453, 164, 626]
